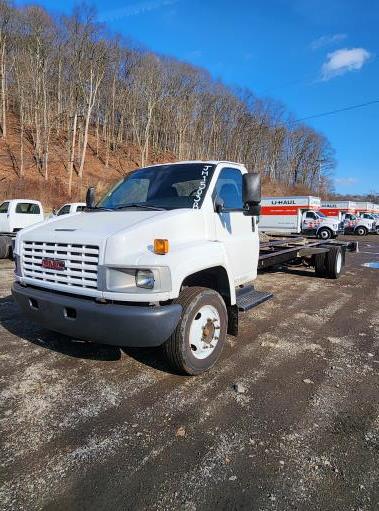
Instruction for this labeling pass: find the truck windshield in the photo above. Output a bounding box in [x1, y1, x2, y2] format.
[97, 163, 216, 211]
[0, 201, 9, 213]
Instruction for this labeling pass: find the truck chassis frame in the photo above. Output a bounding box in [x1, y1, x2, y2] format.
[258, 234, 358, 270]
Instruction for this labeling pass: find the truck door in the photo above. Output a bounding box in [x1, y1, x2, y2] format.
[0, 201, 10, 232]
[56, 204, 71, 216]
[214, 167, 258, 284]
[302, 211, 318, 233]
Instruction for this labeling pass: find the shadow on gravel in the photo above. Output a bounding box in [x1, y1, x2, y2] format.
[121, 346, 178, 375]
[0, 294, 121, 361]
[260, 266, 321, 278]
[0, 294, 178, 373]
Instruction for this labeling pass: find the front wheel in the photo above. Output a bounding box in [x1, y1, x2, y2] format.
[355, 226, 367, 236]
[318, 228, 332, 240]
[164, 286, 228, 375]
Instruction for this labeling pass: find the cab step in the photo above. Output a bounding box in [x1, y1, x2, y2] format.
[236, 286, 273, 312]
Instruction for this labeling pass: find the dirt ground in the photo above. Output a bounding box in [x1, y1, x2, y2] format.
[0, 235, 378, 511]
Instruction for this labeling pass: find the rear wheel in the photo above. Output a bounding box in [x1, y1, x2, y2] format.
[318, 228, 332, 240]
[325, 246, 344, 279]
[0, 237, 9, 259]
[355, 226, 367, 236]
[164, 286, 228, 375]
[314, 252, 327, 277]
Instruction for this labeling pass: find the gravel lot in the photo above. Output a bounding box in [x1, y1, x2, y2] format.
[0, 236, 378, 511]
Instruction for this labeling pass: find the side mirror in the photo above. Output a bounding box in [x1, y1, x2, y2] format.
[214, 195, 224, 214]
[242, 172, 261, 216]
[86, 186, 96, 208]
[52, 208, 57, 216]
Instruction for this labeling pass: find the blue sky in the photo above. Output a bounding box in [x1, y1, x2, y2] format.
[17, 0, 379, 194]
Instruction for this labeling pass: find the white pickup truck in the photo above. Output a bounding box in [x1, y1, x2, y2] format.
[12, 161, 356, 374]
[0, 199, 44, 259]
[50, 202, 86, 218]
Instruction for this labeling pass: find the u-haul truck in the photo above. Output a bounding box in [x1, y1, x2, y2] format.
[373, 204, 379, 223]
[320, 201, 359, 233]
[356, 202, 375, 214]
[354, 202, 378, 234]
[320, 201, 356, 221]
[259, 196, 343, 240]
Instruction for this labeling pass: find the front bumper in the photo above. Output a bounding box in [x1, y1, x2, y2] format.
[12, 282, 182, 347]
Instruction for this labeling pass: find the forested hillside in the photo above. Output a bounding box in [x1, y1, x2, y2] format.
[0, 1, 336, 207]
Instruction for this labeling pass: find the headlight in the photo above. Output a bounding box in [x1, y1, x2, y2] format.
[103, 266, 171, 293]
[135, 269, 154, 289]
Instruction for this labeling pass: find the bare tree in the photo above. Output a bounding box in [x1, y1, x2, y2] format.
[1, 2, 336, 197]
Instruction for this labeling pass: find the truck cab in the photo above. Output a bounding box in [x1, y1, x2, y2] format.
[12, 161, 264, 374]
[51, 202, 86, 218]
[360, 213, 376, 222]
[0, 199, 44, 234]
[301, 210, 342, 240]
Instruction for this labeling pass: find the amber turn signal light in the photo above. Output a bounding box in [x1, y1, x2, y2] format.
[154, 239, 169, 255]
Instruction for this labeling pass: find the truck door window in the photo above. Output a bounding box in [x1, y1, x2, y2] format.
[15, 203, 40, 214]
[57, 205, 71, 216]
[214, 168, 243, 210]
[76, 206, 86, 212]
[0, 201, 9, 213]
[305, 212, 316, 219]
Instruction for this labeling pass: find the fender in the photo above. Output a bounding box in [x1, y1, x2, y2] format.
[165, 240, 236, 304]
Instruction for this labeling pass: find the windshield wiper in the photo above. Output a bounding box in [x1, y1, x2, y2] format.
[114, 203, 167, 211]
[85, 206, 114, 212]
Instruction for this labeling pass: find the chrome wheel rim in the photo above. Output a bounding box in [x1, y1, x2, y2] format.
[189, 304, 220, 360]
[336, 252, 342, 274]
[321, 230, 329, 239]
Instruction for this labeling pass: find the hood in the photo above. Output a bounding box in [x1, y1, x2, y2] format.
[16, 208, 208, 265]
[19, 210, 164, 243]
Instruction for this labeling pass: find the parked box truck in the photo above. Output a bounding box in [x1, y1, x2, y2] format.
[259, 196, 343, 240]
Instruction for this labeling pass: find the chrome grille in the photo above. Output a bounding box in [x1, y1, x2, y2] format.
[22, 241, 99, 289]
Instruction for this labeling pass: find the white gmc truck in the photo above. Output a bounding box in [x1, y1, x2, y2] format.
[12, 161, 356, 375]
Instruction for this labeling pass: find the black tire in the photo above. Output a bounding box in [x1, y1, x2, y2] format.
[355, 226, 367, 236]
[0, 237, 9, 259]
[314, 252, 327, 277]
[164, 286, 228, 375]
[325, 246, 344, 279]
[318, 228, 332, 240]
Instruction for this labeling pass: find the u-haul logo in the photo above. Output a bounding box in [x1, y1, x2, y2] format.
[271, 200, 295, 205]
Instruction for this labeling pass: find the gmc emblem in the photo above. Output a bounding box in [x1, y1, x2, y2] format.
[41, 258, 66, 271]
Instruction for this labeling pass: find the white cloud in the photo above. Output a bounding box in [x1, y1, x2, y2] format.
[99, 0, 177, 22]
[335, 177, 358, 186]
[321, 48, 371, 80]
[311, 33, 347, 50]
